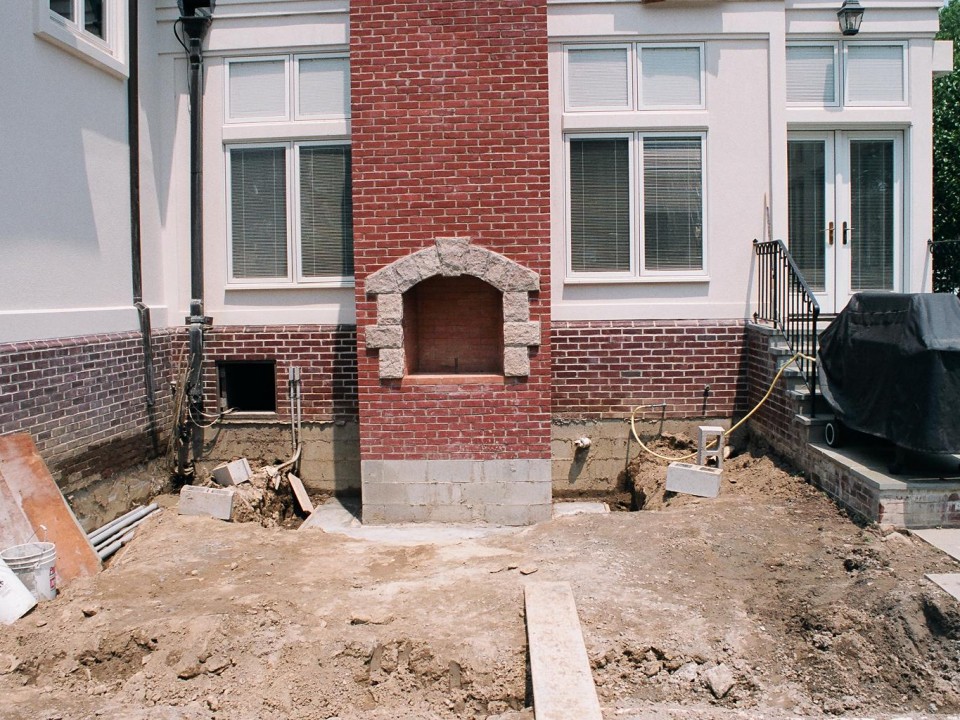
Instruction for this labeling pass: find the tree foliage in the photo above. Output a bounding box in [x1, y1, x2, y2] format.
[933, 0, 960, 293]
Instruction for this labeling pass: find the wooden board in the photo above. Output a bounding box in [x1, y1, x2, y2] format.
[287, 473, 314, 514]
[0, 434, 101, 583]
[524, 582, 603, 720]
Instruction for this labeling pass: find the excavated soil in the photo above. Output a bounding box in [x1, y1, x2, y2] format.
[2, 440, 960, 720]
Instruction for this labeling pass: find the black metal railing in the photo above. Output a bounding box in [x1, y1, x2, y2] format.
[753, 239, 820, 416]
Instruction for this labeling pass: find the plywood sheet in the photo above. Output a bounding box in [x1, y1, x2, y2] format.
[0, 434, 101, 583]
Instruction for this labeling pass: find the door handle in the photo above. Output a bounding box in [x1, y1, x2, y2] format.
[842, 221, 852, 245]
[827, 221, 834, 245]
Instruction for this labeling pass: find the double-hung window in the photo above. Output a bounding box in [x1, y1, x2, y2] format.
[35, 0, 127, 76]
[568, 134, 705, 278]
[229, 143, 353, 283]
[225, 53, 352, 286]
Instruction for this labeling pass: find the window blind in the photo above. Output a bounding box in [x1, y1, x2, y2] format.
[850, 140, 894, 290]
[299, 146, 354, 277]
[787, 141, 827, 291]
[298, 57, 350, 118]
[231, 147, 288, 279]
[845, 45, 904, 104]
[641, 47, 701, 107]
[786, 45, 836, 104]
[569, 138, 631, 273]
[228, 60, 287, 120]
[567, 48, 630, 109]
[643, 137, 703, 272]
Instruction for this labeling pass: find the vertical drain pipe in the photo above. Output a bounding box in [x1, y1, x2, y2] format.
[175, 3, 215, 478]
[128, 0, 155, 408]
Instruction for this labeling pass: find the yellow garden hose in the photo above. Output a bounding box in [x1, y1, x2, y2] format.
[629, 352, 816, 462]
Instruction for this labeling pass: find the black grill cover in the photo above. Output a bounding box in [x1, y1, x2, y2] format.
[817, 292, 960, 453]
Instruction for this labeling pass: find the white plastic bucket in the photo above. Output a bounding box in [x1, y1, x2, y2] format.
[0, 559, 37, 624]
[0, 542, 57, 601]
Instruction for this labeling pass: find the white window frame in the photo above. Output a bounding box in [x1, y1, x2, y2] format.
[637, 43, 705, 111]
[842, 41, 908, 107]
[224, 56, 292, 124]
[785, 40, 908, 108]
[294, 53, 351, 121]
[33, 0, 127, 78]
[564, 132, 708, 282]
[563, 43, 705, 113]
[226, 140, 354, 288]
[563, 44, 634, 112]
[785, 42, 840, 108]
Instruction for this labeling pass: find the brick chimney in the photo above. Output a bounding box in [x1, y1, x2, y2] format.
[351, 0, 552, 524]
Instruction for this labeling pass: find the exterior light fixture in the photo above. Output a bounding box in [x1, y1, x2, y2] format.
[837, 0, 864, 36]
[177, 0, 216, 18]
[177, 0, 215, 41]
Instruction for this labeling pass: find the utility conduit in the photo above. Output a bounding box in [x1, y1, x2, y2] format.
[629, 352, 816, 463]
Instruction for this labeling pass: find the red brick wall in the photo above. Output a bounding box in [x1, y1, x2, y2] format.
[351, 0, 552, 460]
[0, 330, 176, 491]
[200, 325, 358, 422]
[551, 320, 749, 419]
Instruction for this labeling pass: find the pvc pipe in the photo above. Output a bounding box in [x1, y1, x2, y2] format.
[92, 511, 158, 551]
[87, 503, 154, 542]
[87, 504, 158, 546]
[97, 528, 137, 561]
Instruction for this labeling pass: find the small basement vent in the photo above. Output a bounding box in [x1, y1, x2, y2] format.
[217, 361, 276, 412]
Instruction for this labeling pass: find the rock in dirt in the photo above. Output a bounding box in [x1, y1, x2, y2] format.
[177, 663, 204, 680]
[81, 605, 99, 617]
[350, 613, 393, 626]
[672, 661, 700, 682]
[203, 655, 232, 675]
[0, 654, 18, 674]
[703, 663, 735, 698]
[519, 566, 538, 576]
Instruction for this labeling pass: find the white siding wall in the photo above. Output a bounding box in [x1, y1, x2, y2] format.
[153, 0, 353, 327]
[0, 5, 138, 342]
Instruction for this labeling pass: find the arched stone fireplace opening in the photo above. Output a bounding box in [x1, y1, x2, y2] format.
[364, 238, 540, 380]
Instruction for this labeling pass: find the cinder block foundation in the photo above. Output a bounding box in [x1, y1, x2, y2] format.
[361, 459, 552, 525]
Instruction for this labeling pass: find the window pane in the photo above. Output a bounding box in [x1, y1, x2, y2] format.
[569, 138, 631, 273]
[567, 48, 630, 109]
[298, 57, 350, 117]
[50, 0, 72, 21]
[787, 140, 827, 291]
[231, 147, 288, 279]
[299, 146, 354, 277]
[845, 45, 904, 104]
[641, 47, 701, 107]
[786, 45, 836, 104]
[643, 137, 703, 272]
[228, 60, 287, 120]
[850, 140, 894, 290]
[85, 0, 104, 39]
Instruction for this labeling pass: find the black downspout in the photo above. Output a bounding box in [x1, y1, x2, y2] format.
[176, 13, 213, 478]
[128, 0, 156, 408]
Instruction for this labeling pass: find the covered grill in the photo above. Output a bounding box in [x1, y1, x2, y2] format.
[817, 292, 960, 454]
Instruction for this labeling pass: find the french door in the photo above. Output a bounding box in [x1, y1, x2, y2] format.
[787, 131, 903, 314]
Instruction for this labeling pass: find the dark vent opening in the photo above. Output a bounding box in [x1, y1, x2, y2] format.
[217, 361, 277, 412]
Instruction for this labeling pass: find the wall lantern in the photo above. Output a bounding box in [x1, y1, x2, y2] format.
[837, 0, 864, 36]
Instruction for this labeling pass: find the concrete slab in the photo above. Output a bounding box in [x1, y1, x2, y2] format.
[300, 497, 519, 545]
[926, 573, 960, 602]
[0, 434, 101, 584]
[666, 462, 722, 498]
[914, 529, 960, 562]
[552, 502, 610, 518]
[525, 581, 602, 720]
[178, 486, 234, 521]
